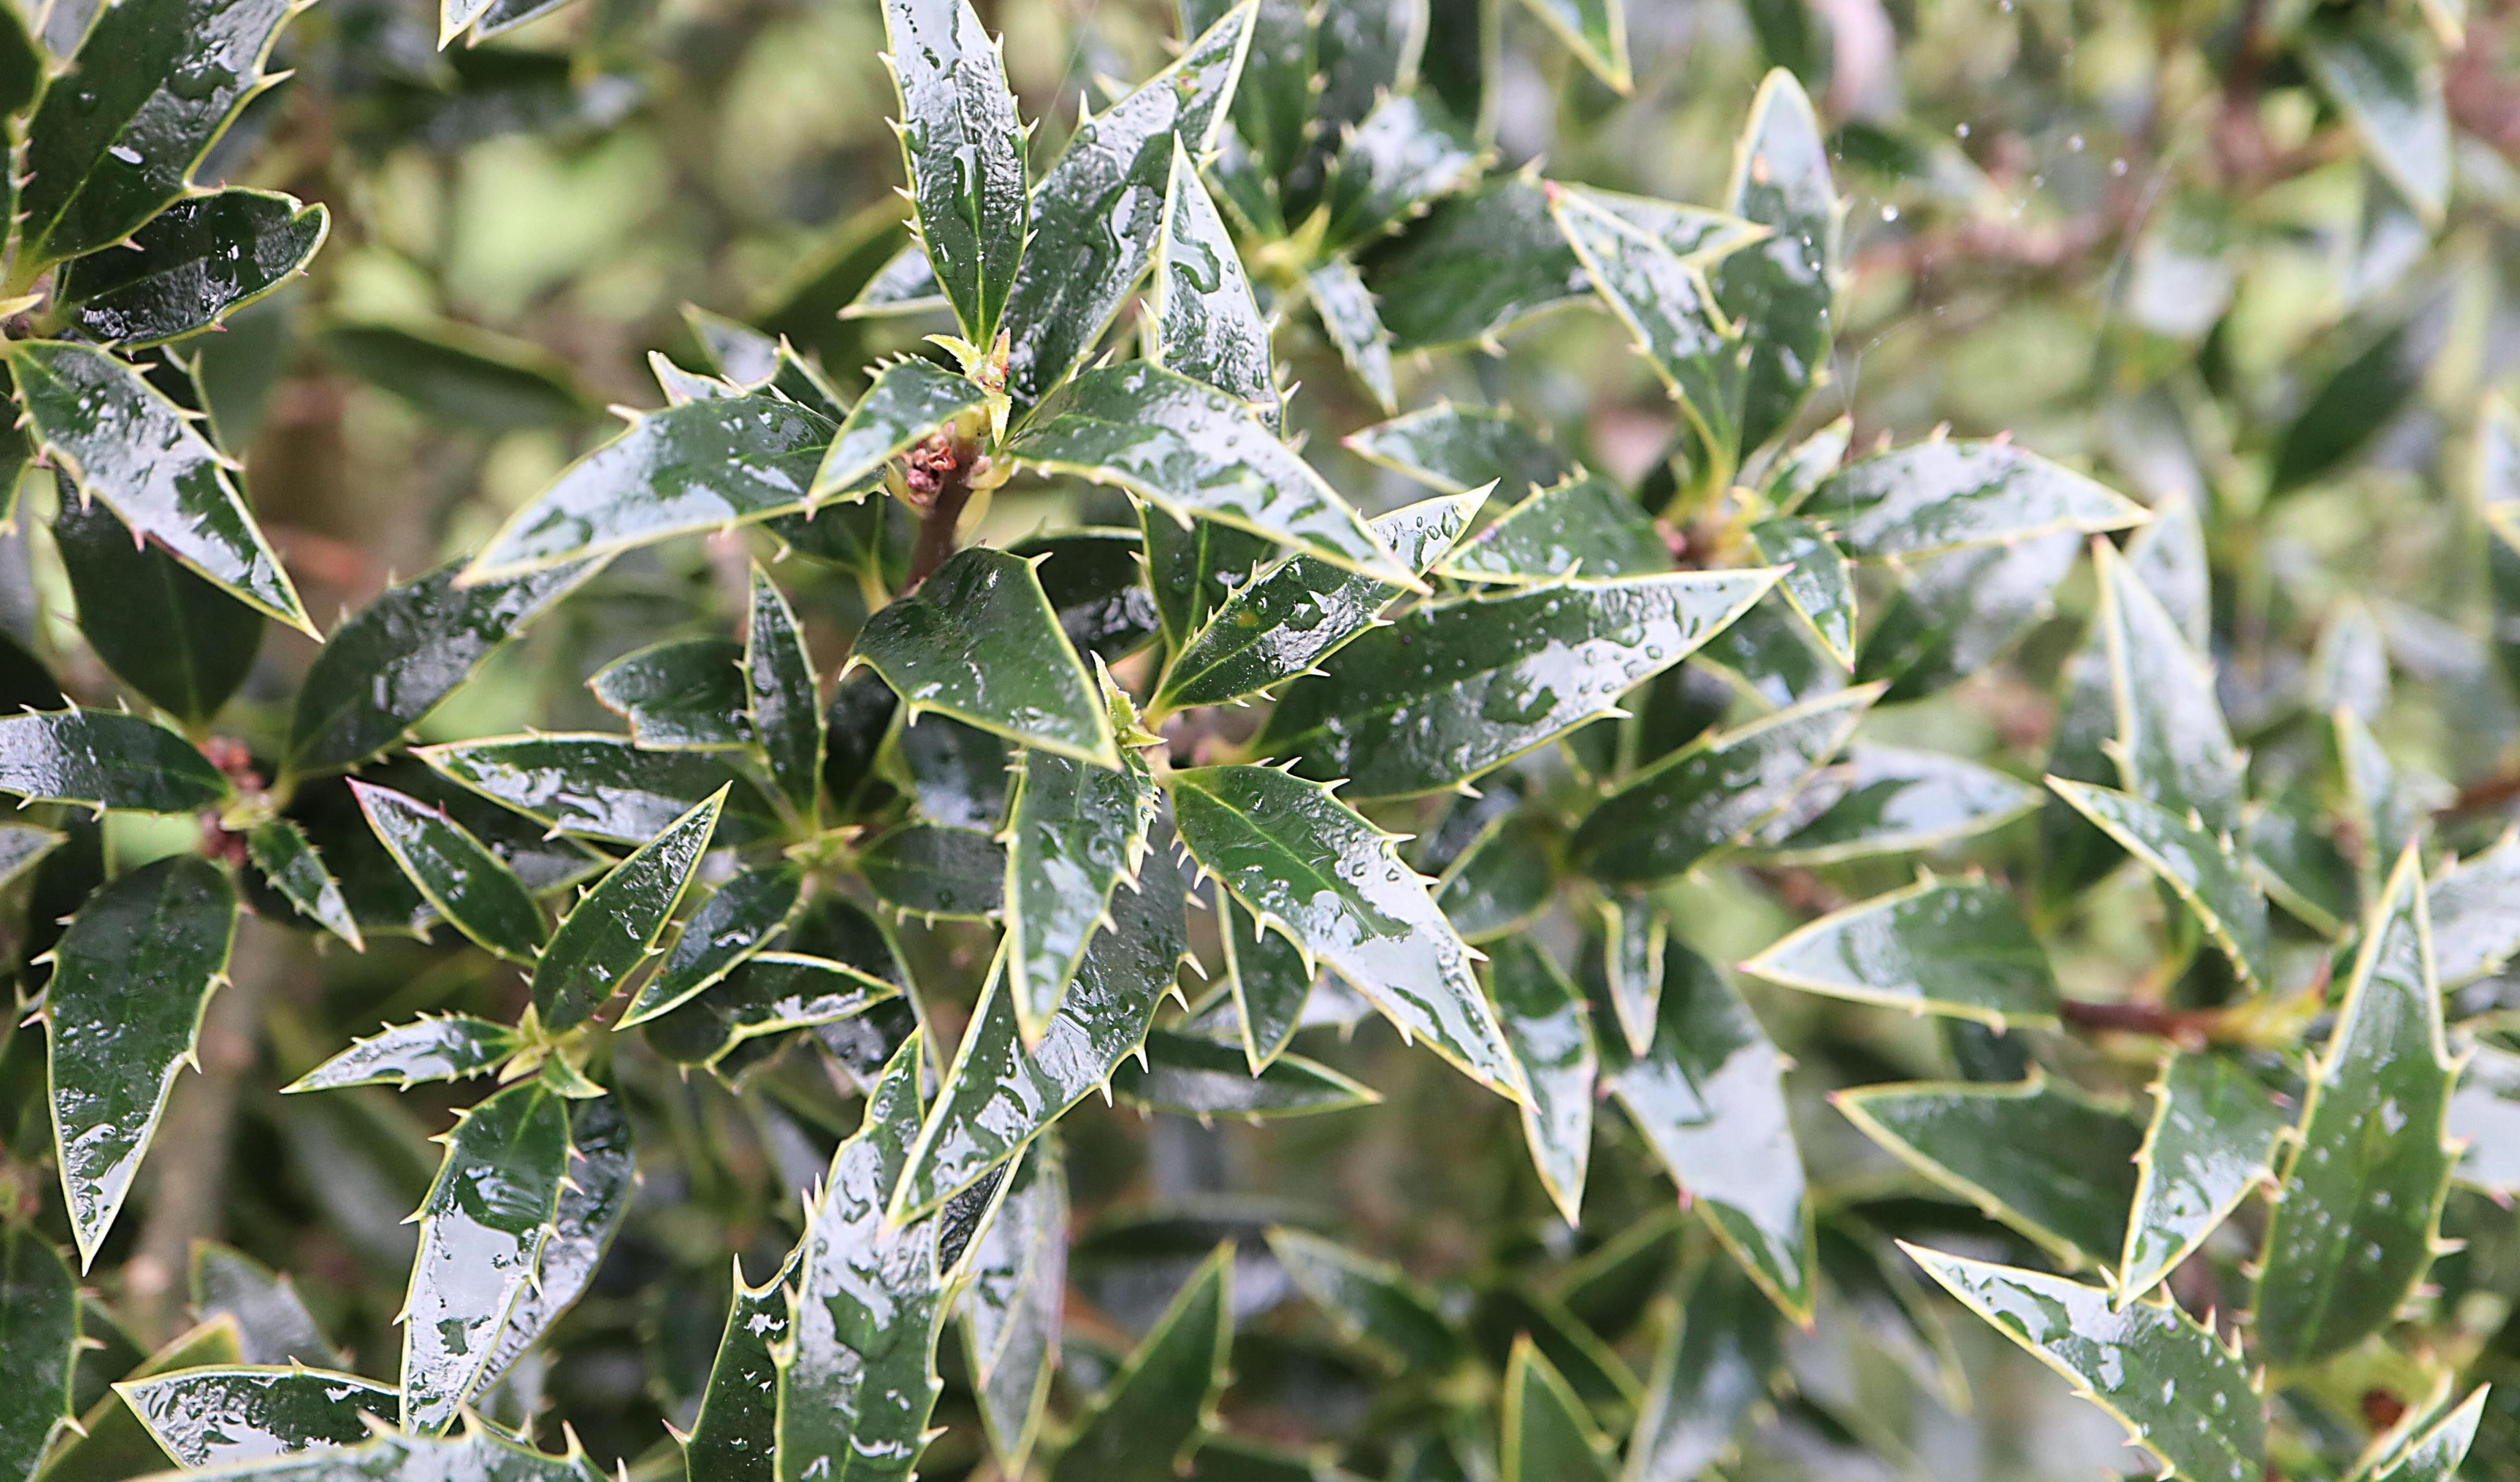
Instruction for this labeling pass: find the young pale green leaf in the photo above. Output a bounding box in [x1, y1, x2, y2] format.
[1169, 764, 1524, 1103]
[1553, 187, 1741, 458]
[1305, 257, 1399, 413]
[190, 1243, 334, 1368]
[1573, 685, 1877, 885]
[1343, 402, 1573, 498]
[686, 1247, 798, 1482]
[118, 1367, 395, 1467]
[1110, 1029, 1380, 1118]
[1487, 938, 1596, 1226]
[53, 476, 262, 727]
[2098, 540, 2242, 833]
[2120, 1052, 2288, 1300]
[999, 2, 1253, 406]
[1833, 1076, 2142, 1275]
[1264, 1227, 1466, 1373]
[531, 789, 721, 1029]
[586, 637, 750, 751]
[1154, 145, 1279, 428]
[10, 341, 312, 633]
[1046, 1243, 1231, 1482]
[851, 546, 1118, 768]
[618, 863, 805, 1026]
[1752, 745, 2041, 865]
[644, 952, 898, 1070]
[286, 1014, 520, 1093]
[861, 823, 1007, 920]
[2301, 8, 2451, 224]
[0, 709, 229, 814]
[1259, 570, 1778, 798]
[1624, 1258, 1783, 1482]
[351, 782, 547, 963]
[1005, 743, 1161, 1046]
[462, 394, 833, 582]
[287, 558, 602, 777]
[1747, 516, 1854, 667]
[245, 819, 363, 951]
[1013, 363, 1413, 588]
[1321, 92, 1483, 252]
[806, 355, 990, 504]
[894, 821, 1187, 1216]
[1140, 510, 1278, 650]
[56, 190, 326, 348]
[415, 734, 782, 846]
[1713, 70, 1839, 453]
[1443, 474, 1669, 582]
[1221, 893, 1312, 1073]
[2046, 778, 2271, 991]
[1606, 945, 1813, 1320]
[1810, 441, 2148, 560]
[1904, 1248, 2263, 1482]
[882, 0, 1027, 341]
[962, 1138, 1066, 1475]
[0, 1226, 78, 1482]
[2256, 848, 2455, 1367]
[45, 856, 237, 1268]
[745, 566, 824, 821]
[1857, 531, 2078, 703]
[17, 0, 301, 267]
[1742, 878, 2061, 1029]
[477, 1094, 636, 1393]
[1504, 1338, 1616, 1482]
[1154, 491, 1481, 713]
[398, 1081, 568, 1434]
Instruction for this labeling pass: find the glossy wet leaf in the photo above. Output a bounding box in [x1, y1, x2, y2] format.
[2046, 779, 2271, 991]
[1604, 946, 1812, 1320]
[1747, 516, 1853, 667]
[1141, 510, 1278, 651]
[806, 355, 990, 504]
[1013, 363, 1411, 587]
[1695, 595, 1845, 710]
[901, 713, 1010, 828]
[0, 708, 228, 814]
[1574, 686, 1876, 885]
[286, 1014, 520, 1093]
[531, 789, 719, 1029]
[44, 856, 237, 1267]
[39, 1317, 244, 1482]
[1154, 146, 1278, 428]
[2120, 1052, 2288, 1299]
[851, 546, 1117, 767]
[132, 1427, 605, 1479]
[1321, 92, 1482, 252]
[1155, 491, 1480, 713]
[894, 821, 1186, 1215]
[2301, 9, 2450, 224]
[0, 824, 62, 894]
[0, 1226, 77, 1482]
[2098, 541, 2242, 833]
[745, 566, 823, 820]
[1170, 764, 1522, 1101]
[861, 823, 1007, 920]
[477, 1093, 635, 1394]
[1743, 879, 2060, 1028]
[1016, 529, 1162, 665]
[1434, 809, 1553, 943]
[2256, 850, 2454, 1367]
[1714, 71, 1838, 453]
[1625, 1257, 1783, 1482]
[1554, 188, 1741, 456]
[1487, 938, 1595, 1225]
[1752, 745, 2040, 865]
[1344, 403, 1572, 498]
[1445, 474, 1668, 582]
[1834, 1077, 2141, 1275]
[1259, 570, 1776, 798]
[398, 1081, 568, 1434]
[57, 488, 258, 730]
[2245, 791, 2356, 937]
[1264, 1227, 1465, 1373]
[189, 1243, 332, 1369]
[246, 819, 363, 951]
[1112, 1030, 1379, 1118]
[618, 863, 805, 1026]
[118, 1367, 394, 1467]
[1182, 0, 1307, 185]
[319, 320, 591, 434]
[17, 0, 300, 267]
[645, 951, 897, 1070]
[462, 394, 834, 581]
[1046, 1242, 1230, 1482]
[962, 1138, 1065, 1474]
[10, 340, 311, 632]
[1222, 893, 1312, 1072]
[1904, 1248, 2263, 1482]
[2433, 832, 2520, 989]
[586, 638, 749, 751]
[288, 558, 602, 776]
[2337, 707, 2438, 886]
[1306, 257, 1399, 413]
[685, 1248, 797, 1482]
[1006, 742, 1160, 1045]
[2382, 1388, 2490, 1482]
[56, 190, 326, 347]
[1589, 898, 1666, 1060]
[351, 782, 546, 963]
[1503, 1339, 1616, 1482]
[415, 734, 781, 846]
[1809, 441, 2147, 560]
[882, 0, 1026, 341]
[1856, 531, 2079, 703]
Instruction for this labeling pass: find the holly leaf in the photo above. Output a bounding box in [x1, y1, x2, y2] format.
[52, 476, 262, 727]
[55, 189, 326, 348]
[806, 355, 991, 505]
[531, 789, 721, 1029]
[476, 1094, 635, 1395]
[1750, 745, 2041, 866]
[1044, 1243, 1232, 1482]
[852, 546, 1116, 768]
[1713, 70, 1839, 453]
[1153, 144, 1280, 429]
[0, 1226, 78, 1481]
[587, 637, 751, 751]
[2375, 1387, 2490, 1482]
[1625, 1257, 1784, 1482]
[1589, 896, 1666, 1059]
[644, 951, 899, 1071]
[1552, 186, 1742, 460]
[745, 565, 824, 821]
[1305, 257, 1399, 413]
[2438, 832, 2520, 988]
[285, 1014, 521, 1093]
[189, 1243, 335, 1368]
[137, 1427, 605, 1479]
[0, 708, 229, 814]
[1857, 532, 2080, 703]
[1264, 1227, 1466, 1373]
[10, 340, 312, 633]
[617, 863, 806, 1027]
[1322, 92, 1483, 252]
[882, 0, 1028, 342]
[1435, 807, 1552, 944]
[245, 819, 364, 951]
[1140, 509, 1278, 650]
[1487, 938, 1597, 1226]
[1503, 1339, 1616, 1482]
[2120, 1052, 2289, 1299]
[1343, 402, 1572, 498]
[2301, 8, 2451, 224]
[1443, 474, 1669, 583]
[1005, 740, 1162, 1047]
[684, 1247, 797, 1482]
[1747, 516, 1855, 668]
[1170, 763, 1524, 1103]
[1807, 441, 2147, 560]
[1110, 1030, 1380, 1118]
[2098, 540, 2243, 833]
[1221, 892, 1312, 1073]
[1743, 879, 2062, 1028]
[322, 319, 592, 434]
[351, 781, 547, 963]
[1017, 529, 1163, 664]
[961, 1138, 1067, 1475]
[862, 823, 1007, 920]
[118, 1367, 394, 1467]
[415, 734, 783, 846]
[2046, 778, 2272, 991]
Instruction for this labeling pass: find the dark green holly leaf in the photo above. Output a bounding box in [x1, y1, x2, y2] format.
[287, 558, 601, 777]
[0, 823, 60, 893]
[645, 951, 898, 1070]
[1264, 1227, 1466, 1373]
[462, 394, 831, 581]
[2270, 279, 2455, 497]
[1856, 532, 2078, 703]
[1343, 402, 1573, 498]
[1046, 1242, 1231, 1482]
[1445, 474, 1666, 583]
[1573, 685, 1876, 885]
[1170, 763, 1523, 1101]
[1433, 808, 1552, 943]
[415, 734, 782, 846]
[806, 354, 989, 505]
[1259, 570, 1776, 798]
[1309, 0, 1421, 181]
[0, 1226, 77, 1482]
[1604, 945, 1812, 1321]
[531, 789, 720, 1029]
[0, 4, 35, 119]
[56, 189, 325, 347]
[1833, 1077, 2141, 1275]
[1006, 741, 1161, 1046]
[1748, 516, 1853, 667]
[1013, 364, 1413, 587]
[16, 0, 300, 267]
[1696, 595, 1846, 710]
[962, 1138, 1066, 1475]
[1589, 896, 1665, 1059]
[2301, 8, 2450, 224]
[1745, 878, 2058, 1028]
[1112, 1029, 1379, 1118]
[42, 1316, 245, 1480]
[189, 1243, 334, 1368]
[286, 1014, 519, 1093]
[1625, 1257, 1784, 1482]
[2098, 540, 2241, 833]
[1154, 490, 1481, 713]
[852, 546, 1116, 767]
[2337, 707, 2438, 884]
[1180, 0, 1308, 184]
[246, 819, 363, 951]
[60, 493, 262, 731]
[1714, 70, 1838, 453]
[1155, 146, 1279, 428]
[1322, 92, 1482, 252]
[684, 1247, 796, 1482]
[1305, 257, 1399, 413]
[2046, 778, 2271, 991]
[2245, 791, 2356, 937]
[132, 1427, 605, 1479]
[10, 340, 312, 633]
[744, 565, 823, 821]
[901, 713, 1010, 828]
[882, 0, 1027, 342]
[1221, 893, 1311, 1073]
[43, 856, 237, 1267]
[351, 781, 547, 963]
[2432, 834, 2520, 988]
[1015, 529, 1162, 665]
[843, 242, 951, 321]
[585, 637, 750, 751]
[1904, 1248, 2263, 1482]
[893, 816, 1185, 1215]
[399, 1080, 568, 1434]
[2256, 849, 2454, 1367]
[2381, 1388, 2489, 1482]
[2120, 1052, 2288, 1299]
[478, 1093, 635, 1393]
[119, 1367, 393, 1467]
[1553, 186, 1742, 458]
[1808, 441, 2147, 559]
[1751, 745, 2041, 865]
[280, 762, 604, 943]
[1502, 1339, 1615, 1482]
[1486, 938, 1595, 1226]
[1140, 510, 1278, 650]
[1516, 0, 1627, 89]
[322, 320, 591, 434]
[1000, 1, 1251, 406]
[618, 863, 806, 1026]
[861, 822, 1006, 919]
[0, 708, 228, 814]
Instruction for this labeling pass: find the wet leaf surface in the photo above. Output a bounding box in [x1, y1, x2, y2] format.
[351, 782, 547, 963]
[851, 547, 1116, 767]
[1808, 441, 2147, 560]
[287, 1014, 519, 1093]
[882, 0, 1027, 341]
[0, 709, 229, 814]
[1486, 938, 1595, 1225]
[531, 789, 720, 1028]
[2121, 1053, 2288, 1298]
[1006, 742, 1160, 1045]
[1743, 879, 2061, 1028]
[56, 190, 326, 347]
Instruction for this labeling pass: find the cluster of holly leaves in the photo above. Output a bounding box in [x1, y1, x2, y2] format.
[0, 0, 2515, 1479]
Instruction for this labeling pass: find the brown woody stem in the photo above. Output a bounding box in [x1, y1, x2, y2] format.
[903, 460, 975, 594]
[2057, 997, 2225, 1045]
